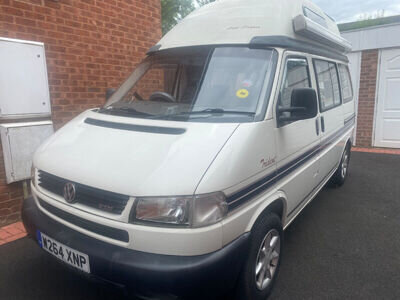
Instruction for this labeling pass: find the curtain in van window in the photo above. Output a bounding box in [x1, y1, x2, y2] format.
[314, 60, 341, 111]
[338, 64, 353, 103]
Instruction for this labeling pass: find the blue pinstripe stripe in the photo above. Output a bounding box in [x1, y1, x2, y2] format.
[227, 116, 355, 211]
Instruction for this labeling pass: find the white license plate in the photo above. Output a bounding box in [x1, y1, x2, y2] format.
[37, 231, 91, 273]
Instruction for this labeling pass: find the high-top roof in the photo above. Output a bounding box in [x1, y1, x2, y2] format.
[156, 0, 349, 53]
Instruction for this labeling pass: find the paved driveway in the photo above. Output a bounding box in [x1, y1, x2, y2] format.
[1, 152, 399, 300]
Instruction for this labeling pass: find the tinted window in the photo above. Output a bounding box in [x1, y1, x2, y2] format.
[314, 60, 341, 111]
[338, 64, 353, 103]
[278, 58, 311, 121]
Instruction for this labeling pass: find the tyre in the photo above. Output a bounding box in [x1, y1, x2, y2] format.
[235, 213, 283, 300]
[331, 144, 351, 187]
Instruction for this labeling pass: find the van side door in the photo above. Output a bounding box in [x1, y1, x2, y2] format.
[313, 59, 345, 179]
[274, 54, 321, 217]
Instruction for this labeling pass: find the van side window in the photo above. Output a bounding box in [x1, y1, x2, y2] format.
[278, 58, 311, 121]
[314, 60, 341, 111]
[338, 64, 353, 103]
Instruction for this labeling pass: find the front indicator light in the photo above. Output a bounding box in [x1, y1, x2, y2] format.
[192, 193, 228, 227]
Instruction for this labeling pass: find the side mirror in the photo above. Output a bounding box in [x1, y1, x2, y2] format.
[106, 88, 116, 100]
[278, 88, 318, 124]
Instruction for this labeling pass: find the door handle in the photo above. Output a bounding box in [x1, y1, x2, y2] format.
[321, 116, 325, 133]
[315, 118, 320, 135]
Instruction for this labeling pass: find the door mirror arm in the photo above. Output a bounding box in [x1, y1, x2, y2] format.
[278, 106, 307, 114]
[278, 115, 304, 123]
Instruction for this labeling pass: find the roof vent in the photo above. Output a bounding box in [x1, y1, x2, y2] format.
[293, 14, 352, 52]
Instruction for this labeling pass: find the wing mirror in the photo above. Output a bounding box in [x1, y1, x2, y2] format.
[278, 88, 318, 125]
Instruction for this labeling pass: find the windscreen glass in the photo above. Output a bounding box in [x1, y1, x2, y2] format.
[102, 47, 276, 123]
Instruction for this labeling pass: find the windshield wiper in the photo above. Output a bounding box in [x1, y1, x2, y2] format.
[99, 107, 153, 117]
[152, 108, 256, 119]
[188, 108, 255, 115]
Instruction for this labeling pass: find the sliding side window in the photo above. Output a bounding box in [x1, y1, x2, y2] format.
[313, 60, 341, 111]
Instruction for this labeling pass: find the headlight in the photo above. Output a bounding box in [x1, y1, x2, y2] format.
[131, 192, 228, 228]
[134, 196, 192, 226]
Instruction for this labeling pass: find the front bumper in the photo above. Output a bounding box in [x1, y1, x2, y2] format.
[22, 196, 249, 298]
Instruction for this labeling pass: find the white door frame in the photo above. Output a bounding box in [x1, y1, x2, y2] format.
[373, 47, 400, 148]
[372, 50, 382, 148]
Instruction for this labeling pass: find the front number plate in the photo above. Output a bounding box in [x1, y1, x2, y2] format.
[37, 231, 90, 273]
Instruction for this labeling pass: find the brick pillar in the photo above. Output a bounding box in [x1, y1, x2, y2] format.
[356, 50, 379, 147]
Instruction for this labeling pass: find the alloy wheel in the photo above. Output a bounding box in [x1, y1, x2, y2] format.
[255, 229, 281, 291]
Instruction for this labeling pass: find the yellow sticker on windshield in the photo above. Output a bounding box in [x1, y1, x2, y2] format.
[236, 89, 249, 99]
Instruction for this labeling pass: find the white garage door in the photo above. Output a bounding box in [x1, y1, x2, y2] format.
[374, 48, 400, 148]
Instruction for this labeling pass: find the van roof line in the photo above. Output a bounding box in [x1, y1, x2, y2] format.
[147, 44, 162, 55]
[146, 36, 349, 63]
[249, 36, 349, 62]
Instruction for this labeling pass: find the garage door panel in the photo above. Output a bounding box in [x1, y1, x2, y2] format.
[382, 120, 400, 141]
[387, 55, 400, 70]
[384, 79, 400, 111]
[374, 48, 400, 148]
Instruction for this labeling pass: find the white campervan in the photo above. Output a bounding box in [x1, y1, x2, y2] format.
[22, 0, 356, 299]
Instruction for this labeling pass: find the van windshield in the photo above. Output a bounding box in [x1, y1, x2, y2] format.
[102, 47, 276, 123]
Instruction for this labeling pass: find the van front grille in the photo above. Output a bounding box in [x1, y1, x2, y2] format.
[38, 198, 129, 243]
[38, 170, 130, 214]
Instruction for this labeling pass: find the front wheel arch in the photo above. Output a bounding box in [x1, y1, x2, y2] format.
[246, 194, 287, 232]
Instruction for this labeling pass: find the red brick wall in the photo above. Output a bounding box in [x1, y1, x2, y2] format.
[0, 143, 24, 225]
[0, 0, 161, 226]
[356, 49, 379, 147]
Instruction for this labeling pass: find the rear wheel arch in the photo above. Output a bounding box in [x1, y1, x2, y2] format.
[345, 138, 352, 151]
[331, 139, 352, 186]
[343, 138, 352, 162]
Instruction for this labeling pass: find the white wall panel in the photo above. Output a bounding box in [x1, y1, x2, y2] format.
[0, 37, 51, 119]
[0, 121, 53, 183]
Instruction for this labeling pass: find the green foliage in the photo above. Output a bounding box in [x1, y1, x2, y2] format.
[161, 0, 194, 35]
[161, 0, 216, 35]
[195, 0, 216, 6]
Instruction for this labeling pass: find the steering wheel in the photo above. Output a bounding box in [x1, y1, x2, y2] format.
[149, 91, 176, 103]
